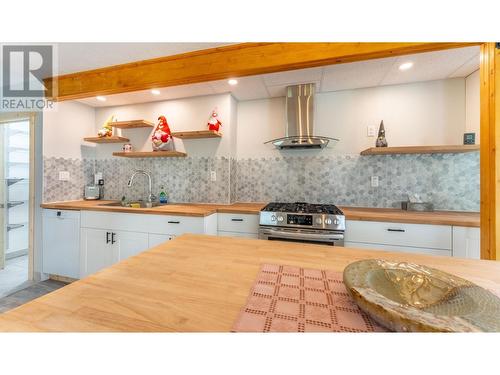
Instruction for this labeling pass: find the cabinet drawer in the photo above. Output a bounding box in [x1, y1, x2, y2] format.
[81, 211, 205, 236]
[217, 213, 259, 234]
[345, 220, 452, 250]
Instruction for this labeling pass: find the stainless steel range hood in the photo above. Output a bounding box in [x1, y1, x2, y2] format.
[265, 83, 338, 149]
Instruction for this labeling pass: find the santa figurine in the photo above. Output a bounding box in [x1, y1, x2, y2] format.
[152, 115, 173, 151]
[207, 108, 222, 132]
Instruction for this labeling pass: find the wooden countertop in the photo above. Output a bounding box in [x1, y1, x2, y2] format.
[41, 200, 479, 227]
[40, 200, 266, 217]
[0, 234, 497, 332]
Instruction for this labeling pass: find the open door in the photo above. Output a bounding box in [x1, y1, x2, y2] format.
[0, 114, 31, 296]
[0, 123, 4, 270]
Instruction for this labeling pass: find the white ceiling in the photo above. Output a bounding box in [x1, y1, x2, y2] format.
[56, 43, 229, 75]
[77, 46, 480, 107]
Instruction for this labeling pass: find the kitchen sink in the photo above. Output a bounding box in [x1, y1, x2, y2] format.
[98, 201, 168, 208]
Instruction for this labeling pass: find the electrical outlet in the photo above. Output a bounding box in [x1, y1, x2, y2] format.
[59, 171, 70, 181]
[210, 171, 217, 182]
[367, 125, 376, 137]
[371, 175, 379, 187]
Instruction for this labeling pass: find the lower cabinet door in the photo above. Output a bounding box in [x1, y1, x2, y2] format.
[117, 231, 149, 261]
[81, 228, 119, 277]
[452, 227, 480, 259]
[148, 233, 174, 248]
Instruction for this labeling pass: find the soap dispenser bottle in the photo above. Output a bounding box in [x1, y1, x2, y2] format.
[159, 185, 168, 204]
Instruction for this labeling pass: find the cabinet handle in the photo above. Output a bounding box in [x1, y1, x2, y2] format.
[111, 232, 116, 244]
[168, 221, 180, 224]
[231, 218, 244, 222]
[106, 232, 110, 244]
[387, 228, 405, 232]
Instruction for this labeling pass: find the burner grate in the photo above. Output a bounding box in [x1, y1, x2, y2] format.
[262, 202, 344, 215]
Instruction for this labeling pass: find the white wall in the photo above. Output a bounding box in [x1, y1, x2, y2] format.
[43, 77, 478, 160]
[43, 101, 96, 159]
[236, 78, 468, 158]
[94, 94, 235, 159]
[465, 70, 480, 137]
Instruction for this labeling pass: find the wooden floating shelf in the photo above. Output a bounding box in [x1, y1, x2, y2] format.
[360, 145, 480, 156]
[111, 120, 154, 129]
[171, 130, 222, 139]
[112, 151, 187, 158]
[84, 136, 130, 143]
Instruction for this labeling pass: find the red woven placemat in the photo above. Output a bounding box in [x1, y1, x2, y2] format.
[232, 264, 386, 332]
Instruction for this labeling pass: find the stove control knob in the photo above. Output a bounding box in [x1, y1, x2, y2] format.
[271, 215, 277, 221]
[277, 215, 284, 222]
[333, 219, 340, 225]
[316, 217, 323, 225]
[325, 218, 333, 225]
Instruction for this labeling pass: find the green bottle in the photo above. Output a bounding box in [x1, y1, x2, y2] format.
[159, 185, 168, 204]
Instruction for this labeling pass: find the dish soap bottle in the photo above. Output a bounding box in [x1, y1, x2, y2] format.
[159, 185, 168, 204]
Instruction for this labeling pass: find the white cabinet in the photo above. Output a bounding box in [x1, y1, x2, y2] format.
[80, 228, 150, 276]
[78, 210, 212, 277]
[80, 211, 214, 236]
[148, 233, 174, 248]
[44, 208, 216, 279]
[217, 213, 259, 238]
[452, 226, 480, 259]
[344, 219, 480, 258]
[345, 220, 453, 257]
[80, 228, 118, 276]
[117, 231, 149, 261]
[42, 209, 81, 279]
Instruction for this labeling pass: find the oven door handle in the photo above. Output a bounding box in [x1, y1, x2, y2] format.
[260, 228, 344, 241]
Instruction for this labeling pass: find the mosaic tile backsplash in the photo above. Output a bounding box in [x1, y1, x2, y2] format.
[43, 152, 480, 211]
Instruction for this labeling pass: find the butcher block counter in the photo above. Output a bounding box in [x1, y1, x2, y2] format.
[41, 200, 479, 227]
[41, 200, 266, 217]
[0, 234, 497, 332]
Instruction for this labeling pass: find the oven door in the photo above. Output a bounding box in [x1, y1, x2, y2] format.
[258, 226, 344, 246]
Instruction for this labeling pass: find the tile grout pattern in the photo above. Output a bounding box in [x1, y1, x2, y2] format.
[0, 279, 68, 313]
[43, 151, 479, 211]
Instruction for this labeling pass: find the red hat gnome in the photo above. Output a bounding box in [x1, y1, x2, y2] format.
[152, 115, 173, 151]
[207, 108, 222, 132]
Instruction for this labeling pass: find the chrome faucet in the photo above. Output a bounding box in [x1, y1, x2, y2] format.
[127, 169, 156, 206]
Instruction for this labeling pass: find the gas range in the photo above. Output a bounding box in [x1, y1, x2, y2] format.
[259, 202, 345, 246]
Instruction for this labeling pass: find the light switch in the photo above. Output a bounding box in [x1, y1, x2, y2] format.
[371, 176, 379, 187]
[367, 125, 376, 137]
[210, 171, 217, 182]
[59, 171, 70, 181]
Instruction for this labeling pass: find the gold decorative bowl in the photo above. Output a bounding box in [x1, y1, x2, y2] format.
[343, 259, 500, 332]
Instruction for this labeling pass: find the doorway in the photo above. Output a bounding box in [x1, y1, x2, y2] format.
[0, 114, 33, 298]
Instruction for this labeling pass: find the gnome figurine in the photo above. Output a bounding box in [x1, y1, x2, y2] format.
[375, 120, 388, 147]
[97, 115, 115, 137]
[207, 108, 222, 132]
[152, 115, 173, 151]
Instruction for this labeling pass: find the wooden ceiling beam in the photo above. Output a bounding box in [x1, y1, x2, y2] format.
[45, 42, 481, 101]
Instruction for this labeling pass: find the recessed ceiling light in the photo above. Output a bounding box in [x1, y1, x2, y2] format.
[151, 89, 161, 95]
[96, 96, 106, 102]
[399, 62, 414, 71]
[228, 79, 238, 86]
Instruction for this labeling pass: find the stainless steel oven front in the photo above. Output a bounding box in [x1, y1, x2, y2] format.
[258, 226, 344, 246]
